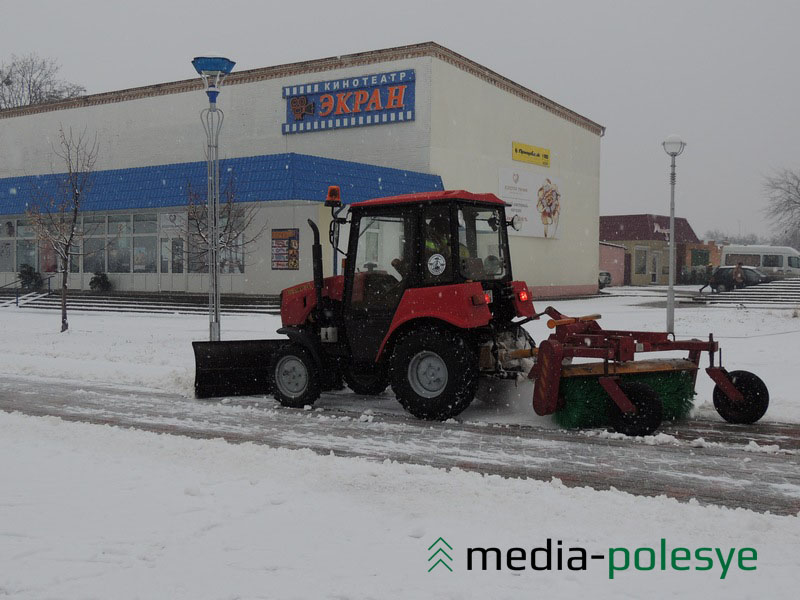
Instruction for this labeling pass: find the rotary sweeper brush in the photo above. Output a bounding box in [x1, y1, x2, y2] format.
[193, 188, 769, 437]
[529, 308, 768, 435]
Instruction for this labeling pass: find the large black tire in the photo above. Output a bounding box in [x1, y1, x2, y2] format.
[344, 363, 389, 396]
[272, 344, 321, 408]
[389, 327, 479, 420]
[713, 370, 769, 424]
[609, 381, 663, 436]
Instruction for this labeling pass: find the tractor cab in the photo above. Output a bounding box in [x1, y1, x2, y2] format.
[343, 192, 519, 305]
[337, 191, 524, 363]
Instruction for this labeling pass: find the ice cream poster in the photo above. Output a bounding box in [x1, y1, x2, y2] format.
[498, 168, 562, 239]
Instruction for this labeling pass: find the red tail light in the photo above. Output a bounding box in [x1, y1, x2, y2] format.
[484, 292, 491, 304]
[518, 290, 529, 302]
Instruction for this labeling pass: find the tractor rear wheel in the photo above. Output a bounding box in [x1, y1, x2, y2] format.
[344, 363, 389, 396]
[272, 344, 321, 408]
[389, 327, 478, 420]
[609, 381, 663, 436]
[713, 370, 769, 424]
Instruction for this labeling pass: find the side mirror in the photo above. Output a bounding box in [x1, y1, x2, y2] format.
[508, 215, 522, 232]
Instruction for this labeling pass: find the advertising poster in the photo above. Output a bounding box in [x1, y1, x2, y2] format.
[271, 228, 299, 270]
[512, 141, 550, 167]
[498, 168, 563, 239]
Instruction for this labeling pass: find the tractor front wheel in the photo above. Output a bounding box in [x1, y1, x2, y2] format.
[609, 381, 663, 436]
[390, 327, 478, 420]
[272, 344, 321, 408]
[713, 370, 769, 424]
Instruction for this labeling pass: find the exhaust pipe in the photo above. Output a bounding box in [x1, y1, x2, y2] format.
[307, 219, 324, 317]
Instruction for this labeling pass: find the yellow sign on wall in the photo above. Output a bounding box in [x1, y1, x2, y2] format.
[512, 142, 550, 167]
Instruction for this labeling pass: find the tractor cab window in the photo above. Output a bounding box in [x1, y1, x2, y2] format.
[421, 207, 456, 283]
[457, 206, 507, 280]
[350, 213, 410, 310]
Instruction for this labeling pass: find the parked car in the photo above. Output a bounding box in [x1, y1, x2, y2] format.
[598, 271, 612, 289]
[709, 266, 770, 293]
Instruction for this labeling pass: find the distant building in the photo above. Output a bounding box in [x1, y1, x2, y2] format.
[599, 214, 700, 285]
[598, 242, 625, 287]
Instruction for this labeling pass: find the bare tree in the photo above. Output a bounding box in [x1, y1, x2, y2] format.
[27, 126, 98, 332]
[702, 229, 765, 245]
[764, 169, 800, 249]
[185, 175, 267, 274]
[0, 53, 85, 109]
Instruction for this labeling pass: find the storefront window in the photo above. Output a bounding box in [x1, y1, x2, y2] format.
[222, 236, 245, 273]
[172, 239, 184, 274]
[0, 241, 13, 272]
[161, 238, 185, 274]
[108, 237, 131, 272]
[83, 215, 106, 237]
[188, 232, 207, 273]
[134, 214, 157, 234]
[109, 214, 132, 236]
[69, 243, 80, 273]
[160, 239, 170, 274]
[83, 237, 106, 274]
[2, 220, 14, 238]
[133, 236, 156, 273]
[634, 248, 647, 275]
[16, 239, 37, 271]
[40, 243, 58, 273]
[17, 220, 35, 238]
[691, 249, 710, 267]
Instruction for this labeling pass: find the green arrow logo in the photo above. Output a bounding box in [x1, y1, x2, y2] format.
[427, 537, 453, 572]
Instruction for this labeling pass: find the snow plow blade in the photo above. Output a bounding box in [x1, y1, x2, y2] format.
[192, 339, 284, 399]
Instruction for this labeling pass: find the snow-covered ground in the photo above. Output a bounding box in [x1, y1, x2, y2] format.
[1, 290, 799, 598]
[1, 412, 798, 599]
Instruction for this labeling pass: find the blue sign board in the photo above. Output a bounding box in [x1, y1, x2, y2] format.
[282, 69, 415, 135]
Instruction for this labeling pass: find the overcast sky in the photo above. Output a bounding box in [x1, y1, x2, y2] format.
[3, 0, 798, 238]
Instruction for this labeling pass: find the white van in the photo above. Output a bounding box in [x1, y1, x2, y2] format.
[720, 245, 800, 275]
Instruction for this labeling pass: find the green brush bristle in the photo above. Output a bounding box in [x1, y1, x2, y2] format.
[554, 369, 696, 429]
[553, 377, 614, 429]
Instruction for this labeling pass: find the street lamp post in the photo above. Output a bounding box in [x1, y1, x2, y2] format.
[662, 134, 686, 336]
[192, 55, 235, 342]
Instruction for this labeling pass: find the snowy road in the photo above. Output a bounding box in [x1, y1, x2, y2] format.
[2, 375, 798, 516]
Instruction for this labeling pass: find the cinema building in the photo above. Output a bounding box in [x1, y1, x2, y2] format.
[0, 42, 604, 297]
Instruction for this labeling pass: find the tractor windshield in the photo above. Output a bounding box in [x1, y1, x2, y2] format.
[457, 206, 508, 281]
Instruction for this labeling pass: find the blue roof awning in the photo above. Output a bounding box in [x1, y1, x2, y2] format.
[0, 153, 443, 215]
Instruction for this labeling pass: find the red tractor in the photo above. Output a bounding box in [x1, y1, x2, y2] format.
[194, 188, 769, 436]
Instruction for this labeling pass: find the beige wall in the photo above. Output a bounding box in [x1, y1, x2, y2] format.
[0, 57, 434, 178]
[428, 59, 601, 296]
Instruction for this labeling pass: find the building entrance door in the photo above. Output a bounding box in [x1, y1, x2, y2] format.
[650, 252, 661, 284]
[159, 237, 185, 291]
